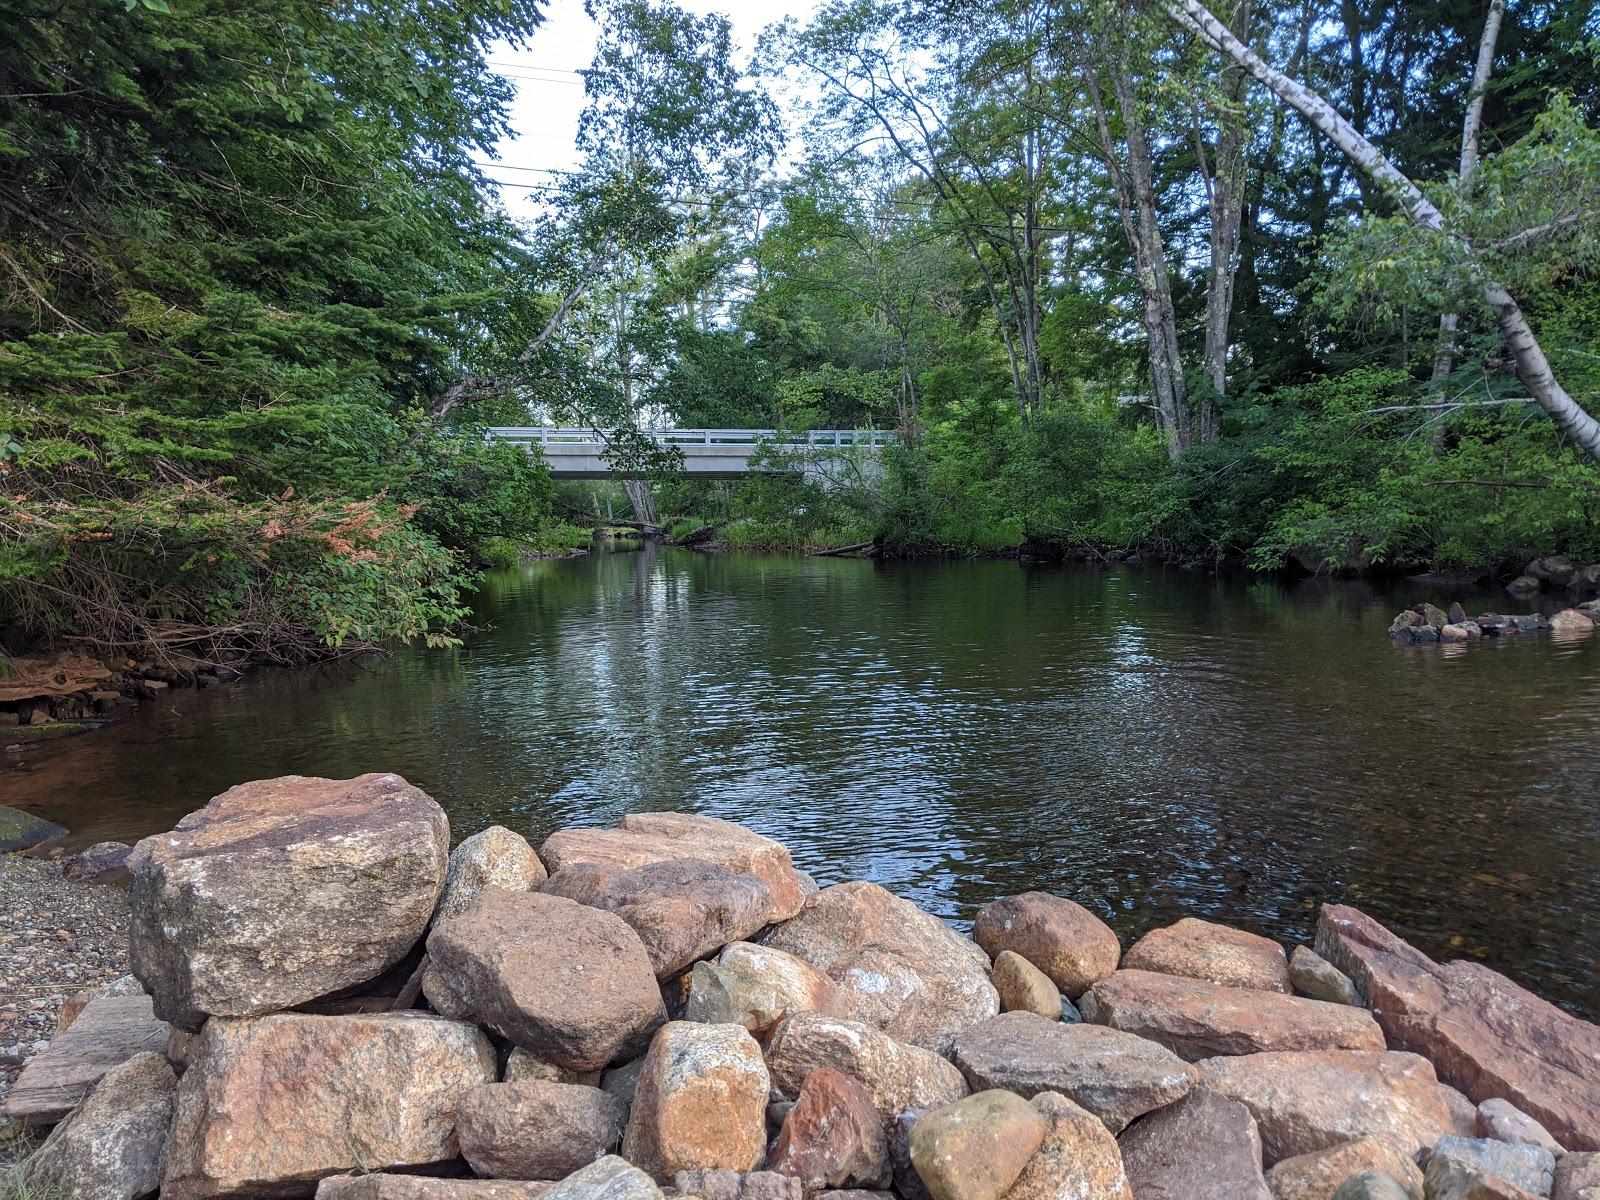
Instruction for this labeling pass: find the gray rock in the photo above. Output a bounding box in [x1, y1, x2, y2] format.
[436, 825, 547, 924]
[62, 841, 134, 886]
[1555, 1153, 1600, 1200]
[318, 1179, 556, 1200]
[1117, 1089, 1272, 1200]
[1527, 557, 1575, 586]
[20, 1051, 176, 1200]
[129, 773, 449, 1029]
[545, 1156, 664, 1200]
[1570, 564, 1600, 593]
[1506, 576, 1542, 596]
[1425, 1136, 1556, 1198]
[1412, 626, 1441, 643]
[1512, 613, 1551, 631]
[1477, 1098, 1564, 1156]
[1331, 1173, 1413, 1200]
[1289, 946, 1361, 1005]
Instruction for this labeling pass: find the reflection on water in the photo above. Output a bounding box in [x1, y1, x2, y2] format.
[7, 546, 1599, 1018]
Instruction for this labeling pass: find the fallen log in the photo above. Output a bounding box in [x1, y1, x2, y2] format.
[811, 540, 876, 558]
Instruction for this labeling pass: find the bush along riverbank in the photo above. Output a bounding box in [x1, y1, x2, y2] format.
[5, 774, 1600, 1200]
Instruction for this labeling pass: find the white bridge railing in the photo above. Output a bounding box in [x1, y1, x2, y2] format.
[485, 427, 897, 449]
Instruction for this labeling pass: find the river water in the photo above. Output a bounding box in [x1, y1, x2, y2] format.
[8, 546, 1599, 1019]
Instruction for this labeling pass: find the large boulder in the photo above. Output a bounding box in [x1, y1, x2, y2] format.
[436, 825, 548, 924]
[769, 1067, 891, 1193]
[18, 1051, 176, 1200]
[424, 888, 663, 1071]
[1116, 1089, 1271, 1200]
[972, 894, 1120, 999]
[949, 1012, 1195, 1134]
[1000, 1092, 1133, 1200]
[127, 773, 449, 1029]
[1526, 557, 1575, 586]
[161, 1011, 495, 1199]
[543, 860, 775, 978]
[1315, 904, 1600, 1151]
[1264, 1137, 1424, 1200]
[540, 813, 810, 920]
[1078, 969, 1384, 1061]
[686, 942, 838, 1037]
[622, 1022, 771, 1181]
[765, 1013, 969, 1124]
[1121, 918, 1290, 993]
[761, 883, 997, 1053]
[1199, 1050, 1465, 1165]
[457, 1081, 628, 1180]
[908, 1091, 1048, 1200]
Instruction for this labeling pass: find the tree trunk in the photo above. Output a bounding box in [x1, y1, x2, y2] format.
[1167, 0, 1600, 462]
[1431, 0, 1506, 386]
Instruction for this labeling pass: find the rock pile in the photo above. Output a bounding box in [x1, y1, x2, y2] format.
[5, 771, 1599, 1200]
[1387, 598, 1597, 644]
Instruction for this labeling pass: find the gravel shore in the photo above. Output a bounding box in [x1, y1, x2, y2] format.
[0, 854, 130, 1156]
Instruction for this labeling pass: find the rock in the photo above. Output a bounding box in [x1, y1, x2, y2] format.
[1413, 603, 1451, 628]
[505, 1046, 604, 1086]
[62, 841, 134, 886]
[1449, 602, 1468, 624]
[761, 883, 997, 1053]
[128, 773, 449, 1029]
[1199, 1050, 1466, 1165]
[1411, 626, 1441, 643]
[457, 1080, 627, 1180]
[1477, 1100, 1564, 1157]
[1440, 623, 1473, 642]
[1078, 969, 1384, 1061]
[1265, 1137, 1424, 1200]
[1424, 1138, 1555, 1198]
[893, 1111, 935, 1200]
[603, 1056, 647, 1105]
[686, 942, 838, 1037]
[1315, 904, 1600, 1151]
[1121, 918, 1290, 993]
[18, 1052, 176, 1200]
[319, 1180, 555, 1200]
[765, 1013, 968, 1124]
[1555, 1155, 1600, 1200]
[424, 888, 663, 1071]
[674, 1169, 803, 1200]
[545, 1156, 665, 1200]
[544, 859, 775, 978]
[1290, 946, 1361, 1006]
[0, 803, 68, 852]
[1578, 599, 1600, 618]
[1505, 576, 1542, 597]
[167, 1024, 204, 1073]
[540, 813, 810, 921]
[160, 1012, 494, 1199]
[908, 1091, 1048, 1200]
[769, 1067, 891, 1193]
[622, 1021, 770, 1181]
[949, 1011, 1194, 1134]
[436, 825, 548, 924]
[1511, 613, 1550, 631]
[973, 893, 1119, 999]
[1001, 1092, 1133, 1200]
[1550, 608, 1594, 633]
[1570, 564, 1600, 593]
[1117, 1088, 1271, 1199]
[1526, 557, 1574, 586]
[1390, 611, 1426, 635]
[992, 951, 1063, 1019]
[1475, 614, 1513, 636]
[1059, 996, 1083, 1023]
[2, 994, 169, 1126]
[1331, 1174, 1413, 1200]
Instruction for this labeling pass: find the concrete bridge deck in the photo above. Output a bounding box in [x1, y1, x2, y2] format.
[485, 428, 895, 480]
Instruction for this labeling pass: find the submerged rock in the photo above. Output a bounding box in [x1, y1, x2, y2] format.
[423, 888, 663, 1071]
[762, 882, 997, 1053]
[1120, 917, 1290, 993]
[972, 893, 1120, 999]
[128, 773, 449, 1029]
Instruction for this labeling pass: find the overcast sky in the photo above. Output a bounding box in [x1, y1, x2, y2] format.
[482, 0, 819, 218]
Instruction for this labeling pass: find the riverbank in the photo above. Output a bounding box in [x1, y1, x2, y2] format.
[4, 774, 1598, 1200]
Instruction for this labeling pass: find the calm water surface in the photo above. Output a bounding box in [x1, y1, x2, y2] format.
[8, 547, 1599, 1019]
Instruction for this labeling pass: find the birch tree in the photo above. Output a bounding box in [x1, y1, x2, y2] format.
[1166, 0, 1600, 462]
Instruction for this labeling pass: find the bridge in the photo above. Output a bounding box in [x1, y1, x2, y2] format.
[485, 427, 896, 480]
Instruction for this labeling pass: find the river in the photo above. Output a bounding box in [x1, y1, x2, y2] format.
[8, 545, 1599, 1020]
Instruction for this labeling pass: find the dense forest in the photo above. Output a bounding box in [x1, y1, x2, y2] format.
[4, 0, 1600, 662]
